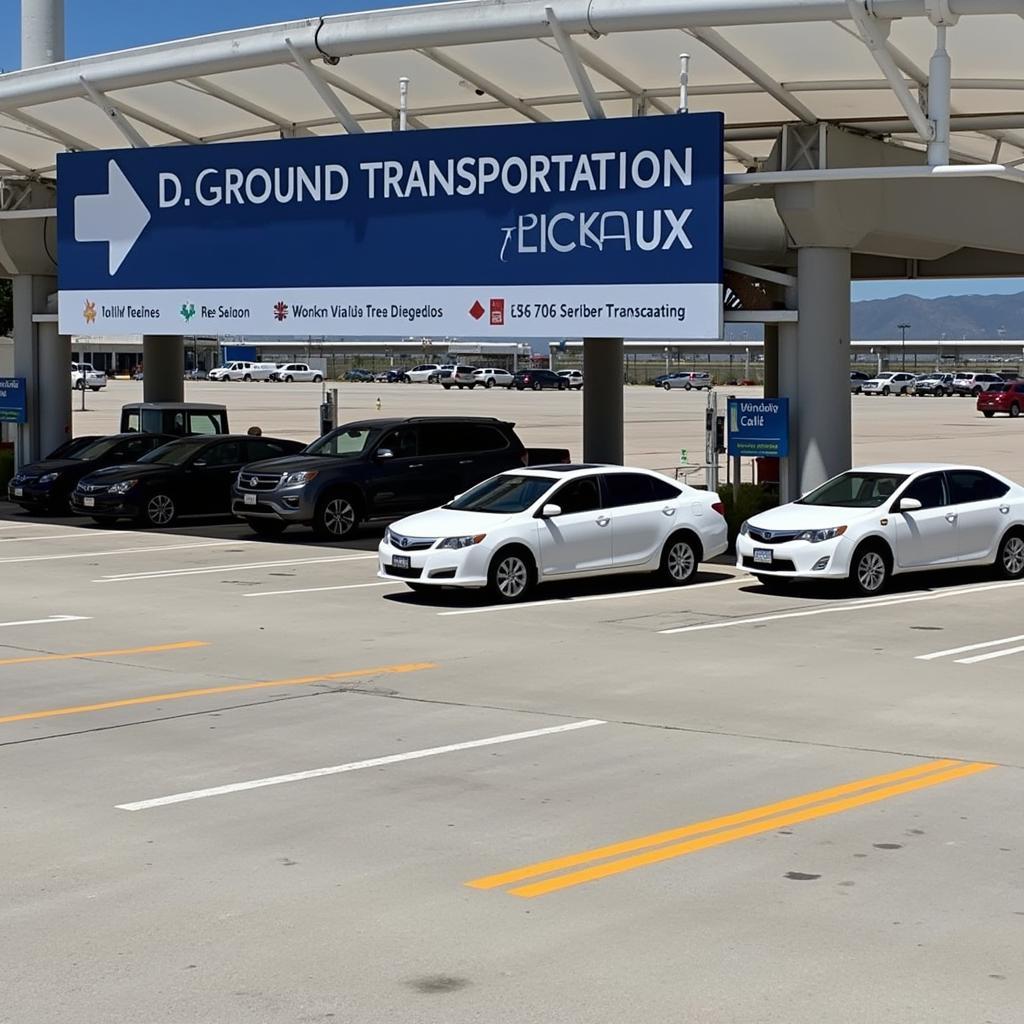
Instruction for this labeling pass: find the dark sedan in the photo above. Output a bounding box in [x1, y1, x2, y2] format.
[72, 434, 304, 527]
[344, 368, 375, 382]
[512, 369, 569, 391]
[7, 433, 174, 514]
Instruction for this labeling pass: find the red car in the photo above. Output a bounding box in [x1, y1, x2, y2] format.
[978, 380, 1024, 418]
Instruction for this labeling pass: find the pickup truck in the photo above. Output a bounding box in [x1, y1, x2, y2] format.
[231, 415, 571, 539]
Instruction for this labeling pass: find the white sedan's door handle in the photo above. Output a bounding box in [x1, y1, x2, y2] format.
[1000, 505, 1011, 514]
[945, 513, 958, 523]
[596, 516, 610, 527]
[662, 505, 676, 516]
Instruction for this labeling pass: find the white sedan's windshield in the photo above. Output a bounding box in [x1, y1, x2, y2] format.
[447, 474, 555, 513]
[798, 472, 909, 509]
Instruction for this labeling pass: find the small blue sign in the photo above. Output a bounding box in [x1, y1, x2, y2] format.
[0, 378, 27, 424]
[57, 113, 723, 339]
[728, 397, 789, 458]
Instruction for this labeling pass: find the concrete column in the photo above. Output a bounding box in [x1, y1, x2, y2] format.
[777, 313, 800, 504]
[795, 246, 852, 496]
[37, 320, 71, 456]
[143, 336, 185, 402]
[762, 324, 779, 398]
[21, 0, 64, 68]
[582, 338, 623, 465]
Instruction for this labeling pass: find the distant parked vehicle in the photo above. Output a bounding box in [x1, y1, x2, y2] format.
[861, 372, 916, 396]
[375, 369, 410, 383]
[120, 402, 229, 436]
[512, 369, 569, 391]
[978, 381, 1024, 418]
[997, 371, 1021, 382]
[406, 364, 443, 383]
[473, 367, 514, 389]
[344, 368, 375, 383]
[662, 372, 712, 391]
[428, 364, 457, 384]
[911, 372, 955, 397]
[952, 372, 1004, 396]
[208, 361, 277, 382]
[271, 363, 324, 383]
[850, 371, 870, 394]
[71, 362, 107, 391]
[557, 369, 584, 390]
[440, 365, 480, 390]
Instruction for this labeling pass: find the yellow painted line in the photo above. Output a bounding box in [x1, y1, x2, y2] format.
[505, 761, 995, 898]
[0, 640, 209, 668]
[0, 662, 437, 726]
[467, 757, 962, 891]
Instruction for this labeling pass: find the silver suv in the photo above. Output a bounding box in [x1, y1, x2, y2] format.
[663, 372, 712, 391]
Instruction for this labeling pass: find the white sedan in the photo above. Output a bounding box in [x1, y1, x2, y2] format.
[378, 466, 728, 602]
[861, 371, 916, 395]
[737, 463, 1024, 596]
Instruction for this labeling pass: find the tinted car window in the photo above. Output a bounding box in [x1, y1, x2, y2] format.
[418, 422, 466, 457]
[307, 427, 381, 458]
[378, 427, 418, 459]
[602, 473, 657, 507]
[198, 441, 243, 466]
[900, 472, 947, 510]
[460, 425, 509, 453]
[551, 476, 601, 515]
[247, 439, 296, 460]
[946, 470, 1009, 504]
[190, 412, 224, 435]
[112, 436, 162, 459]
[124, 411, 141, 432]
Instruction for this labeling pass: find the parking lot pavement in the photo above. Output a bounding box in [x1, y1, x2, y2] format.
[2, 511, 1023, 1022]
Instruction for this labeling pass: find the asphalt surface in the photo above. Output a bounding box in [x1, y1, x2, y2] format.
[2, 488, 1022, 1022]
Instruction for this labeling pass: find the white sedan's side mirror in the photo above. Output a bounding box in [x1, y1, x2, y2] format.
[539, 503, 562, 519]
[898, 497, 922, 512]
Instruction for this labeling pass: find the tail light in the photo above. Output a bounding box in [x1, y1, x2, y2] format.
[711, 501, 726, 516]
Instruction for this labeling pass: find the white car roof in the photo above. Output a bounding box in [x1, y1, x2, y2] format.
[851, 462, 999, 474]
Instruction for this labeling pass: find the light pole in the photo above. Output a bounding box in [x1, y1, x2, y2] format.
[897, 322, 911, 372]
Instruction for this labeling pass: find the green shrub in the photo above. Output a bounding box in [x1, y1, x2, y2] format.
[717, 482, 778, 551]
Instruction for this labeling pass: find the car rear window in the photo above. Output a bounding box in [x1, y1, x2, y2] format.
[946, 470, 1009, 503]
[602, 473, 681, 507]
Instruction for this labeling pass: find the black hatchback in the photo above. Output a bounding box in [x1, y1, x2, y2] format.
[512, 369, 568, 391]
[72, 434, 304, 527]
[8, 433, 175, 514]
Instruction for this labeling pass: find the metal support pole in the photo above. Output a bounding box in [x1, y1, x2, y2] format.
[21, 0, 64, 68]
[399, 77, 410, 131]
[678, 53, 690, 114]
[927, 25, 952, 165]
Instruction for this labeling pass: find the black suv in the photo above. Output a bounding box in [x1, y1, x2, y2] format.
[233, 417, 535, 539]
[512, 369, 568, 391]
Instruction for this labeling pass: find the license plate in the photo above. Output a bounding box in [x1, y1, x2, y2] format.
[753, 548, 773, 565]
[244, 493, 257, 505]
[83, 496, 95, 508]
[12, 487, 22, 497]
[392, 554, 411, 570]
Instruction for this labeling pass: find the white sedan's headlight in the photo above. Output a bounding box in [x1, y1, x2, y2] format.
[796, 526, 847, 543]
[739, 520, 750, 536]
[438, 534, 486, 550]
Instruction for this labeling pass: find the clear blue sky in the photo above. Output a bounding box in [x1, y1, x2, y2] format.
[2, 0, 1020, 302]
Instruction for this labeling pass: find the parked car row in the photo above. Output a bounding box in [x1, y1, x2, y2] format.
[852, 370, 1017, 396]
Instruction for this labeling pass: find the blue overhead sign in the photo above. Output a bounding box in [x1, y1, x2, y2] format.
[728, 397, 789, 458]
[0, 377, 27, 424]
[57, 114, 723, 339]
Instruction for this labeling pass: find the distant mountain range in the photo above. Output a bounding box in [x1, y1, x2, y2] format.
[850, 290, 1024, 340]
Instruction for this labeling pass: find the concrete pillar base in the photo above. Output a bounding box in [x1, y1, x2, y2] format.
[142, 336, 185, 403]
[582, 339, 624, 465]
[37, 322, 71, 457]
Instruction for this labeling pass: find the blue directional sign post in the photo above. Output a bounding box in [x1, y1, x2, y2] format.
[0, 378, 28, 424]
[57, 114, 723, 339]
[727, 397, 790, 458]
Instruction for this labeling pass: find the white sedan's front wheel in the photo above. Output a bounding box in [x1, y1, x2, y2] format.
[995, 531, 1024, 579]
[849, 543, 890, 596]
[487, 548, 535, 603]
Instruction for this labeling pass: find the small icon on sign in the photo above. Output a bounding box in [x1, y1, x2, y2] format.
[469, 301, 485, 321]
[180, 302, 196, 323]
[82, 299, 97, 324]
[273, 301, 289, 322]
[489, 299, 505, 326]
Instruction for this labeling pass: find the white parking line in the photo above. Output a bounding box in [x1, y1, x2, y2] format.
[0, 540, 238, 565]
[437, 574, 747, 616]
[0, 523, 40, 531]
[0, 615, 91, 628]
[956, 643, 1024, 665]
[658, 579, 1024, 635]
[917, 633, 1024, 661]
[0, 533, 109, 543]
[117, 718, 607, 810]
[244, 581, 401, 598]
[95, 553, 378, 582]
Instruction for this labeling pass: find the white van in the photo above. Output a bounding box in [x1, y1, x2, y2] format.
[207, 361, 278, 382]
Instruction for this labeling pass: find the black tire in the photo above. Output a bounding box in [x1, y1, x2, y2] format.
[973, 386, 982, 395]
[485, 379, 495, 389]
[313, 491, 360, 540]
[313, 374, 323, 383]
[247, 518, 287, 537]
[284, 375, 293, 383]
[663, 382, 672, 391]
[882, 386, 891, 396]
[995, 530, 1024, 579]
[532, 381, 542, 391]
[848, 541, 891, 597]
[1011, 404, 1021, 418]
[853, 387, 862, 395]
[659, 532, 701, 586]
[243, 373, 252, 382]
[442, 384, 452, 390]
[558, 381, 568, 391]
[73, 379, 84, 390]
[983, 410, 995, 418]
[139, 492, 176, 528]
[90, 387, 101, 392]
[684, 382, 692, 391]
[487, 547, 535, 603]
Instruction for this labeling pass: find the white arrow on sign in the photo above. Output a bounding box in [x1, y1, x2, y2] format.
[73, 159, 151, 275]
